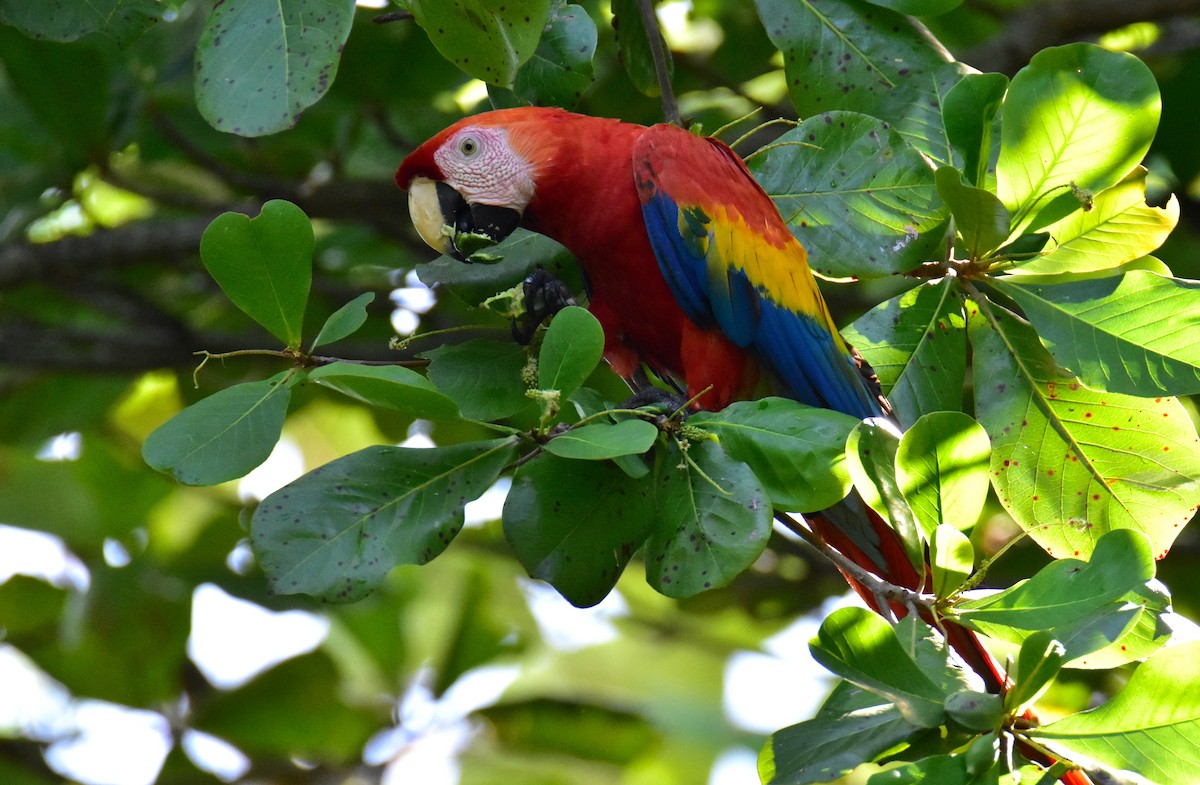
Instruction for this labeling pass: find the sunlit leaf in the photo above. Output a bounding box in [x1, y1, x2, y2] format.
[954, 529, 1155, 631]
[844, 278, 968, 428]
[931, 524, 974, 599]
[143, 372, 294, 486]
[760, 681, 921, 785]
[692, 397, 857, 512]
[645, 440, 772, 598]
[253, 438, 517, 601]
[992, 271, 1200, 397]
[997, 43, 1161, 233]
[935, 167, 1010, 259]
[969, 302, 1200, 559]
[200, 200, 313, 349]
[896, 411, 991, 534]
[942, 72, 1008, 186]
[845, 420, 922, 569]
[1029, 642, 1200, 784]
[810, 609, 956, 728]
[752, 112, 949, 280]
[194, 0, 355, 136]
[1009, 169, 1178, 276]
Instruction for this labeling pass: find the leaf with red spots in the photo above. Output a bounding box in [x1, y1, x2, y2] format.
[970, 301, 1200, 559]
[844, 277, 968, 428]
[992, 270, 1200, 397]
[644, 439, 772, 599]
[252, 438, 517, 602]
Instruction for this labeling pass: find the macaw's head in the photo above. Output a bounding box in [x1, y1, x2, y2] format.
[395, 107, 564, 260]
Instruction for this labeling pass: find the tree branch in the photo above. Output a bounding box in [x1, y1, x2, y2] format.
[960, 0, 1200, 74]
[636, 0, 680, 125]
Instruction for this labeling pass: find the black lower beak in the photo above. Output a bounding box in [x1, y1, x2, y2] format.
[435, 182, 522, 261]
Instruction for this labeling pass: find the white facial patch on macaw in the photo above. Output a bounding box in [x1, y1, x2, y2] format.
[434, 126, 536, 211]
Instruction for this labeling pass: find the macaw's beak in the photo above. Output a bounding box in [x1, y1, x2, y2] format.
[407, 177, 522, 262]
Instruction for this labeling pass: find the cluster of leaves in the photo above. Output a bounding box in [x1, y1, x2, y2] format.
[140, 2, 1200, 779]
[5, 0, 1200, 784]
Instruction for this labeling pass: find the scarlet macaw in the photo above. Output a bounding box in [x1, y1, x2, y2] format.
[395, 107, 997, 685]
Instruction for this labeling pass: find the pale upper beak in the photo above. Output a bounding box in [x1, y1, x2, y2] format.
[407, 177, 523, 261]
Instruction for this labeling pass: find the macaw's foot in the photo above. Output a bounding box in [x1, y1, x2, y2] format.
[512, 265, 578, 345]
[620, 386, 691, 415]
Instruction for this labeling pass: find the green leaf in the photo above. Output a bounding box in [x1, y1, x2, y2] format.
[944, 690, 1004, 731]
[969, 301, 1200, 559]
[200, 200, 313, 349]
[1005, 631, 1065, 713]
[691, 397, 858, 512]
[861, 0, 962, 14]
[752, 112, 949, 280]
[610, 0, 672, 97]
[896, 411, 991, 535]
[844, 278, 968, 428]
[0, 30, 109, 167]
[931, 524, 974, 599]
[997, 44, 1161, 233]
[1028, 642, 1200, 784]
[543, 420, 659, 460]
[424, 339, 532, 421]
[193, 652, 378, 761]
[760, 681, 921, 785]
[645, 440, 772, 598]
[1008, 169, 1178, 276]
[417, 230, 581, 306]
[408, 0, 552, 86]
[809, 607, 949, 728]
[308, 362, 460, 420]
[845, 420, 922, 569]
[311, 292, 375, 351]
[510, 3, 596, 107]
[935, 167, 1011, 259]
[538, 306, 604, 397]
[143, 372, 293, 486]
[942, 72, 1008, 186]
[992, 271, 1200, 397]
[0, 0, 160, 47]
[503, 452, 655, 607]
[755, 0, 965, 163]
[194, 0, 355, 136]
[954, 529, 1155, 631]
[252, 438, 517, 601]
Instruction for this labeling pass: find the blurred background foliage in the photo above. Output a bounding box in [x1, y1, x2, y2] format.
[1, 1, 1199, 783]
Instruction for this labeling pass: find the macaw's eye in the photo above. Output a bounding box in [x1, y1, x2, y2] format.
[459, 137, 479, 156]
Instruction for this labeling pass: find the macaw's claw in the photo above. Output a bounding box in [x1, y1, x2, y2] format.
[512, 265, 578, 345]
[620, 386, 690, 416]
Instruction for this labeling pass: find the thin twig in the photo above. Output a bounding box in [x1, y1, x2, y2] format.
[636, 0, 680, 125]
[372, 10, 413, 24]
[774, 510, 932, 622]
